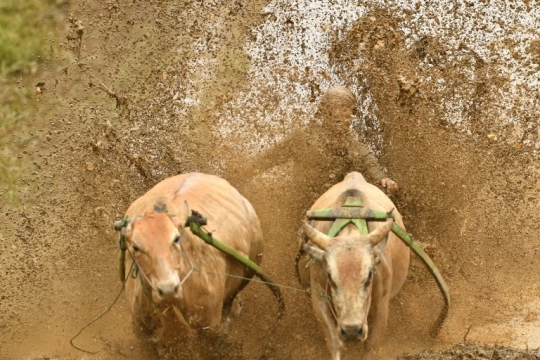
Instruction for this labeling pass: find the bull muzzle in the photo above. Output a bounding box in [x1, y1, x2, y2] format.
[153, 278, 181, 303]
[340, 323, 368, 342]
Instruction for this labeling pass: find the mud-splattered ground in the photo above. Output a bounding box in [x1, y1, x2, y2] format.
[399, 343, 540, 360]
[2, 0, 540, 359]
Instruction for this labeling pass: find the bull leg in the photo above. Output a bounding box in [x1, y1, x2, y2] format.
[221, 296, 244, 335]
[363, 297, 389, 359]
[157, 305, 193, 343]
[130, 291, 164, 343]
[222, 272, 252, 333]
[221, 296, 236, 334]
[222, 287, 245, 333]
[312, 292, 343, 360]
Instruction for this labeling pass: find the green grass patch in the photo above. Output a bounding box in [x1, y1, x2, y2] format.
[0, 0, 58, 74]
[0, 0, 60, 200]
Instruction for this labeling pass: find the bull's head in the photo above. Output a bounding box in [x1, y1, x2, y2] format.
[118, 199, 191, 304]
[302, 218, 393, 342]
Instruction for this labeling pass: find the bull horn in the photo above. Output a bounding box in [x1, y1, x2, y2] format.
[367, 218, 394, 246]
[301, 221, 332, 249]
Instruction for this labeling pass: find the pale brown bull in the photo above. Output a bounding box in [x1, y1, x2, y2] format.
[297, 172, 410, 360]
[117, 173, 267, 342]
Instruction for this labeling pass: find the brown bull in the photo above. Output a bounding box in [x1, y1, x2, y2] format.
[297, 172, 410, 360]
[118, 173, 265, 342]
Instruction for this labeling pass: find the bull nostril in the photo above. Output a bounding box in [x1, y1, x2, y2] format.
[341, 325, 363, 340]
[156, 282, 179, 300]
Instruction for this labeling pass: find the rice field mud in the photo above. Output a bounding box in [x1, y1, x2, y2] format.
[1, 0, 540, 359]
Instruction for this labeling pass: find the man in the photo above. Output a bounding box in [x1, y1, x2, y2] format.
[233, 86, 398, 195]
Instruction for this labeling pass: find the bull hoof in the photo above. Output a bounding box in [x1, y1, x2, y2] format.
[232, 296, 244, 317]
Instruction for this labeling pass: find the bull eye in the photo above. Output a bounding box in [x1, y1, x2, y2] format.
[132, 245, 141, 253]
[173, 235, 181, 245]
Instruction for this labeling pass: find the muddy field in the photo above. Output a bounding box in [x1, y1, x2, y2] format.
[2, 0, 540, 359]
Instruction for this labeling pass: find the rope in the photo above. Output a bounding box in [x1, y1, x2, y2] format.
[192, 267, 310, 295]
[70, 261, 135, 354]
[70, 260, 312, 354]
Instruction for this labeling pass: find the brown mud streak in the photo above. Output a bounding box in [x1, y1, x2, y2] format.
[2, 2, 540, 360]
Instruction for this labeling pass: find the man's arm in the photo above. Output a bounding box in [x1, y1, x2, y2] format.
[227, 130, 304, 182]
[350, 140, 398, 193]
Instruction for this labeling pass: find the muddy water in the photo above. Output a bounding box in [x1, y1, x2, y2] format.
[2, 1, 540, 359]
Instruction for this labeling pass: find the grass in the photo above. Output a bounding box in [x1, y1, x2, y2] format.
[0, 0, 60, 201]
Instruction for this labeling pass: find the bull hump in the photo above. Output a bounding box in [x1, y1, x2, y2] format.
[154, 203, 167, 212]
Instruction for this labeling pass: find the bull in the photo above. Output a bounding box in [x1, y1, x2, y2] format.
[296, 172, 410, 359]
[114, 172, 274, 343]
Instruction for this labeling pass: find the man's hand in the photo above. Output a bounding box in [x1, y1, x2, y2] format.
[381, 177, 398, 194]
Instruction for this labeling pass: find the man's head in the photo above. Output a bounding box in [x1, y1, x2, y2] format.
[319, 86, 357, 134]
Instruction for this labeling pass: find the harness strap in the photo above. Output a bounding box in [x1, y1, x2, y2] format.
[188, 221, 264, 276]
[117, 218, 129, 282]
[135, 264, 153, 302]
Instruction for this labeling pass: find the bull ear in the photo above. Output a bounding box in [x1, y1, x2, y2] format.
[304, 244, 325, 262]
[367, 218, 394, 246]
[301, 221, 332, 249]
[113, 219, 125, 231]
[114, 217, 132, 231]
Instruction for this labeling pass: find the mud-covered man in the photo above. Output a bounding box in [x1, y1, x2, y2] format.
[234, 86, 398, 196]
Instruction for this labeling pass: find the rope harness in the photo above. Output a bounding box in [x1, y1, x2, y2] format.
[129, 241, 195, 303]
[114, 209, 285, 316]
